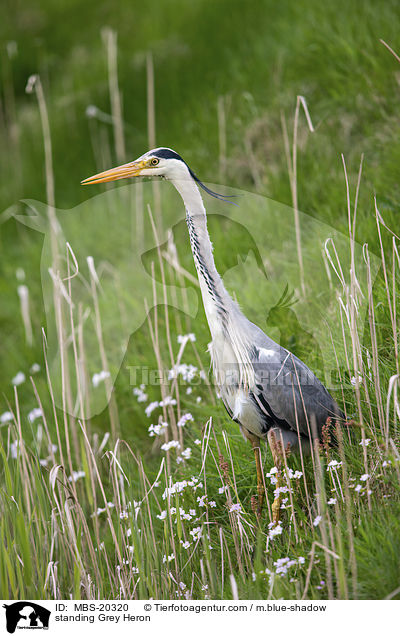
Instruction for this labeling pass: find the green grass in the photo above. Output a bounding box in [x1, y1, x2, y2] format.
[0, 0, 400, 600]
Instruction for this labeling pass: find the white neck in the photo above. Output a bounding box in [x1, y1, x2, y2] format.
[170, 177, 232, 338]
[169, 173, 254, 391]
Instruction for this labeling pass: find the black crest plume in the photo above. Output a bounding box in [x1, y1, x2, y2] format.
[152, 148, 237, 204]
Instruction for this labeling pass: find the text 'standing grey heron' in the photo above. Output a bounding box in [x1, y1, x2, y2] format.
[82, 147, 344, 523]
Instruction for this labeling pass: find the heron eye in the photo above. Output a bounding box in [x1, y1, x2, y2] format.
[150, 157, 159, 166]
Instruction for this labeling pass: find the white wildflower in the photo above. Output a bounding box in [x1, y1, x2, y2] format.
[145, 401, 159, 417]
[274, 557, 299, 575]
[360, 473, 370, 482]
[177, 333, 196, 345]
[181, 448, 192, 460]
[12, 372, 25, 386]
[189, 526, 202, 540]
[10, 440, 20, 459]
[131, 500, 141, 519]
[280, 497, 289, 509]
[148, 421, 168, 437]
[157, 510, 167, 521]
[287, 468, 303, 479]
[179, 508, 192, 521]
[229, 503, 242, 513]
[93, 504, 113, 517]
[0, 411, 13, 424]
[92, 370, 110, 387]
[86, 104, 98, 118]
[327, 497, 337, 505]
[274, 486, 290, 497]
[159, 396, 177, 407]
[327, 459, 342, 470]
[68, 470, 85, 482]
[268, 522, 283, 540]
[28, 408, 43, 423]
[161, 440, 181, 452]
[313, 515, 322, 527]
[170, 363, 198, 381]
[133, 385, 148, 403]
[162, 480, 188, 499]
[177, 413, 193, 428]
[16, 267, 25, 281]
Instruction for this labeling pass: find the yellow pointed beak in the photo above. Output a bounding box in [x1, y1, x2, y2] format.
[81, 159, 148, 185]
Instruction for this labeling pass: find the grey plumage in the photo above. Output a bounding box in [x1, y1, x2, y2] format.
[82, 146, 346, 519]
[210, 306, 343, 452]
[151, 148, 345, 453]
[82, 146, 344, 484]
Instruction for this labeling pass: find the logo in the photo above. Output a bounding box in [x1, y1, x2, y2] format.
[2, 603, 50, 634]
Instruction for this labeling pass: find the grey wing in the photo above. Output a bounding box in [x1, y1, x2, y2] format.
[249, 335, 343, 439]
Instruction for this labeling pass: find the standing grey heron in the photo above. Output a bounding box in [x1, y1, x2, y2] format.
[82, 147, 344, 522]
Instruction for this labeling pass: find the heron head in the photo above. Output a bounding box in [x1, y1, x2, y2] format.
[81, 147, 190, 185]
[82, 147, 236, 203]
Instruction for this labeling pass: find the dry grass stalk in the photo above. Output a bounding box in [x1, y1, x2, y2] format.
[25, 75, 58, 266]
[17, 284, 33, 346]
[217, 95, 227, 182]
[87, 255, 120, 437]
[146, 51, 162, 227]
[102, 28, 126, 163]
[281, 96, 314, 297]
